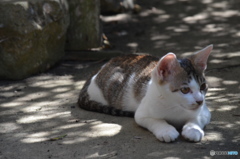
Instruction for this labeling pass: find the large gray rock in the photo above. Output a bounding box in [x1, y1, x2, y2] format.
[0, 0, 69, 80]
[66, 0, 102, 50]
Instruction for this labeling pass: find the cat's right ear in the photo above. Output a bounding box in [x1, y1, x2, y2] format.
[155, 53, 180, 82]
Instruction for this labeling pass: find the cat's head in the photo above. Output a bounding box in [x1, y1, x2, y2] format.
[153, 45, 213, 110]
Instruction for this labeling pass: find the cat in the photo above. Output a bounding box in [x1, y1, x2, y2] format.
[78, 45, 213, 142]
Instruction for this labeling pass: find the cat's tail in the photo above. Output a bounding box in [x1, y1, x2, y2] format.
[77, 80, 134, 118]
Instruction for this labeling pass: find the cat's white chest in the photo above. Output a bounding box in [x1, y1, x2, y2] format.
[163, 107, 199, 128]
[135, 80, 202, 127]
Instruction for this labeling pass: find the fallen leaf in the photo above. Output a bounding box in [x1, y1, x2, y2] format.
[49, 134, 67, 141]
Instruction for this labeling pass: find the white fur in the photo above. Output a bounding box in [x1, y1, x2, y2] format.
[171, 75, 204, 111]
[87, 74, 108, 105]
[122, 73, 140, 112]
[109, 67, 124, 83]
[134, 69, 211, 142]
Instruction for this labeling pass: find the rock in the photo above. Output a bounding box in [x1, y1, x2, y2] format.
[0, 0, 69, 80]
[66, 0, 102, 50]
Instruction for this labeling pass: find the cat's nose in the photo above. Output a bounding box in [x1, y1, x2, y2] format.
[196, 100, 203, 105]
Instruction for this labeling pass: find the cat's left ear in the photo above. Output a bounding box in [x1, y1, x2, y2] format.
[192, 45, 213, 72]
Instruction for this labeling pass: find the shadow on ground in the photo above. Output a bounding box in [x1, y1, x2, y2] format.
[0, 0, 240, 158]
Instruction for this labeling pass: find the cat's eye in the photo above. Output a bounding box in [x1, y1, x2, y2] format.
[180, 87, 190, 94]
[200, 83, 207, 91]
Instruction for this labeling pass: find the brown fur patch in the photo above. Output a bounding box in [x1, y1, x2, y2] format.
[95, 54, 158, 109]
[177, 58, 207, 93]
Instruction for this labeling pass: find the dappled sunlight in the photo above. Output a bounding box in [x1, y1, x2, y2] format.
[211, 10, 240, 18]
[139, 7, 166, 17]
[210, 121, 240, 131]
[1, 0, 240, 158]
[0, 62, 103, 135]
[153, 14, 171, 23]
[0, 60, 131, 158]
[38, 82, 71, 89]
[17, 111, 71, 124]
[205, 132, 223, 141]
[75, 80, 86, 89]
[100, 13, 133, 23]
[151, 35, 171, 41]
[62, 136, 89, 144]
[209, 59, 225, 64]
[234, 32, 240, 37]
[1, 101, 23, 108]
[215, 105, 238, 112]
[202, 24, 224, 33]
[85, 151, 118, 159]
[20, 103, 49, 113]
[180, 51, 192, 57]
[0, 122, 21, 133]
[232, 135, 240, 143]
[21, 131, 51, 143]
[62, 122, 122, 145]
[183, 13, 209, 24]
[17, 92, 50, 101]
[208, 51, 240, 67]
[205, 77, 222, 87]
[207, 86, 239, 111]
[209, 1, 227, 8]
[147, 151, 176, 158]
[91, 123, 122, 137]
[27, 76, 74, 88]
[57, 122, 86, 130]
[166, 25, 190, 33]
[103, 0, 240, 58]
[139, 7, 171, 23]
[127, 42, 138, 52]
[127, 42, 138, 48]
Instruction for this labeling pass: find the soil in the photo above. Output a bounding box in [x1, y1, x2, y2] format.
[1, 0, 240, 159]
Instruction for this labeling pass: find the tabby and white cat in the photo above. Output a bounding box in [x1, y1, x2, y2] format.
[78, 45, 213, 142]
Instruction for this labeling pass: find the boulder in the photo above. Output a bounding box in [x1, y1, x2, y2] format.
[66, 0, 102, 50]
[0, 0, 69, 80]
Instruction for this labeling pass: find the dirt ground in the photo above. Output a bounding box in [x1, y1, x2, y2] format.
[1, 0, 240, 159]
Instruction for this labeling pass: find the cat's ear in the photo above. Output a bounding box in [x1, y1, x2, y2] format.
[156, 53, 181, 81]
[192, 45, 213, 72]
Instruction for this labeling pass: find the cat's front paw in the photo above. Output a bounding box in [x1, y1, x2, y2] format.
[182, 124, 204, 142]
[155, 126, 179, 143]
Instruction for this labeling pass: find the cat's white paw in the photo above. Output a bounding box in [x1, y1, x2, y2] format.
[182, 124, 204, 142]
[155, 126, 179, 142]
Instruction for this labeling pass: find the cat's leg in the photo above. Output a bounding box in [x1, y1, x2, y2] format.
[182, 105, 211, 142]
[135, 114, 179, 142]
[182, 122, 204, 142]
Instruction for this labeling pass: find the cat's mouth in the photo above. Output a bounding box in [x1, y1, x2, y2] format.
[180, 104, 201, 111]
[189, 104, 202, 110]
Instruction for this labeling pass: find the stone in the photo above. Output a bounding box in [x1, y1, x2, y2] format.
[66, 0, 102, 51]
[0, 0, 69, 80]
